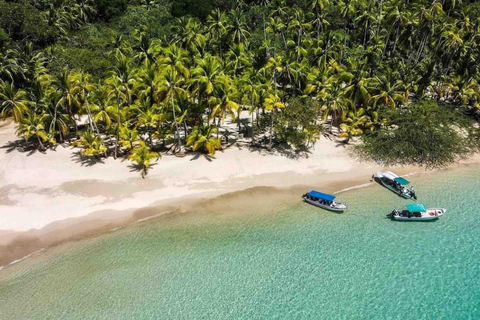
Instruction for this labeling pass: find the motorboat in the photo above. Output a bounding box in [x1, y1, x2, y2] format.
[387, 204, 446, 221]
[376, 171, 417, 199]
[302, 190, 347, 212]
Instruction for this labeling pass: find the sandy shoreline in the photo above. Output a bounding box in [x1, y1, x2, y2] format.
[1, 118, 479, 267]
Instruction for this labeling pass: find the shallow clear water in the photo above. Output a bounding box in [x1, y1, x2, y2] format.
[1, 166, 480, 319]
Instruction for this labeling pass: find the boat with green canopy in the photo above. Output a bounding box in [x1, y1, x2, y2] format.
[302, 190, 347, 212]
[387, 204, 446, 221]
[375, 171, 417, 199]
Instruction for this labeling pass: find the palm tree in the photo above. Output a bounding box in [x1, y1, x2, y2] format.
[16, 111, 53, 150]
[310, 0, 329, 37]
[105, 75, 128, 158]
[158, 44, 190, 79]
[156, 66, 186, 151]
[241, 69, 262, 142]
[208, 75, 239, 137]
[54, 67, 79, 132]
[371, 73, 405, 109]
[42, 90, 72, 142]
[264, 93, 285, 148]
[318, 82, 349, 132]
[225, 44, 251, 76]
[71, 72, 97, 133]
[72, 131, 107, 157]
[339, 108, 369, 143]
[207, 9, 228, 58]
[0, 81, 30, 122]
[186, 124, 221, 156]
[172, 17, 206, 56]
[191, 54, 223, 110]
[227, 9, 251, 45]
[119, 125, 140, 151]
[128, 141, 160, 178]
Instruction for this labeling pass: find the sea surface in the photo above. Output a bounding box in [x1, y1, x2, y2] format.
[1, 165, 480, 319]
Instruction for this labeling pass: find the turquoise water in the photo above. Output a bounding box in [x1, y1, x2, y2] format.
[1, 166, 480, 319]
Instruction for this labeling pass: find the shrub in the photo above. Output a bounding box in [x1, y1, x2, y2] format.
[97, 0, 128, 21]
[356, 101, 480, 168]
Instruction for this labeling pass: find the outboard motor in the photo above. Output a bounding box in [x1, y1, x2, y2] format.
[387, 210, 396, 219]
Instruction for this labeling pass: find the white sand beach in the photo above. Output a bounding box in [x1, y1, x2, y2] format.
[1, 117, 478, 266]
[0, 117, 371, 232]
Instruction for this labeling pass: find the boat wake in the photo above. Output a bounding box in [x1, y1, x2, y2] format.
[333, 171, 421, 195]
[334, 182, 374, 194]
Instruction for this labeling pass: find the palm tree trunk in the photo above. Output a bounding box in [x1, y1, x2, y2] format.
[37, 135, 45, 150]
[251, 97, 255, 144]
[85, 97, 99, 135]
[172, 95, 182, 151]
[269, 110, 275, 149]
[114, 96, 120, 159]
[183, 120, 188, 140]
[263, 13, 269, 57]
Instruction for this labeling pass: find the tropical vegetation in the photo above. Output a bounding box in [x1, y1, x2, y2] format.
[1, 0, 480, 176]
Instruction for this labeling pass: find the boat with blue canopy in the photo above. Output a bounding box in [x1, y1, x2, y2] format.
[375, 171, 417, 199]
[387, 204, 446, 221]
[302, 190, 347, 212]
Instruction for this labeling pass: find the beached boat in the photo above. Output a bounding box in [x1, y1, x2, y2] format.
[302, 190, 347, 212]
[376, 171, 417, 199]
[387, 204, 446, 221]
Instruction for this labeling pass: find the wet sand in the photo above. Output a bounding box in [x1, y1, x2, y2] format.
[0, 165, 418, 267]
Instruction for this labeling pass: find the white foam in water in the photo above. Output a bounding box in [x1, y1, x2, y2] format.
[334, 171, 421, 195]
[334, 182, 374, 194]
[135, 211, 171, 224]
[3, 248, 46, 270]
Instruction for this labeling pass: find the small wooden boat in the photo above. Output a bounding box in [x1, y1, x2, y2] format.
[376, 171, 417, 199]
[387, 204, 446, 221]
[302, 190, 347, 212]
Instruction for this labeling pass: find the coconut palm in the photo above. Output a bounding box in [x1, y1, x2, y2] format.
[72, 131, 107, 157]
[71, 72, 97, 133]
[191, 54, 223, 109]
[16, 111, 54, 150]
[105, 75, 128, 158]
[156, 66, 186, 151]
[0, 81, 30, 122]
[339, 108, 369, 143]
[186, 123, 221, 156]
[227, 9, 251, 45]
[207, 9, 228, 58]
[119, 125, 140, 151]
[128, 141, 160, 178]
[208, 75, 239, 137]
[264, 93, 285, 147]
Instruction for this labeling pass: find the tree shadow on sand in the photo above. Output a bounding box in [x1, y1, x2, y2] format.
[70, 151, 105, 167]
[246, 141, 312, 160]
[1, 140, 47, 156]
[189, 151, 214, 162]
[127, 162, 158, 175]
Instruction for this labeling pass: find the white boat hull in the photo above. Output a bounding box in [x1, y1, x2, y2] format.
[376, 172, 414, 199]
[303, 197, 347, 212]
[389, 208, 447, 221]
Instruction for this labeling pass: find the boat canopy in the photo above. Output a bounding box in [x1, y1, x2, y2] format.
[308, 190, 335, 202]
[406, 204, 426, 212]
[394, 177, 409, 185]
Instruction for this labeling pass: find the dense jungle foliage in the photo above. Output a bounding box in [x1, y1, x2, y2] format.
[1, 0, 480, 174]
